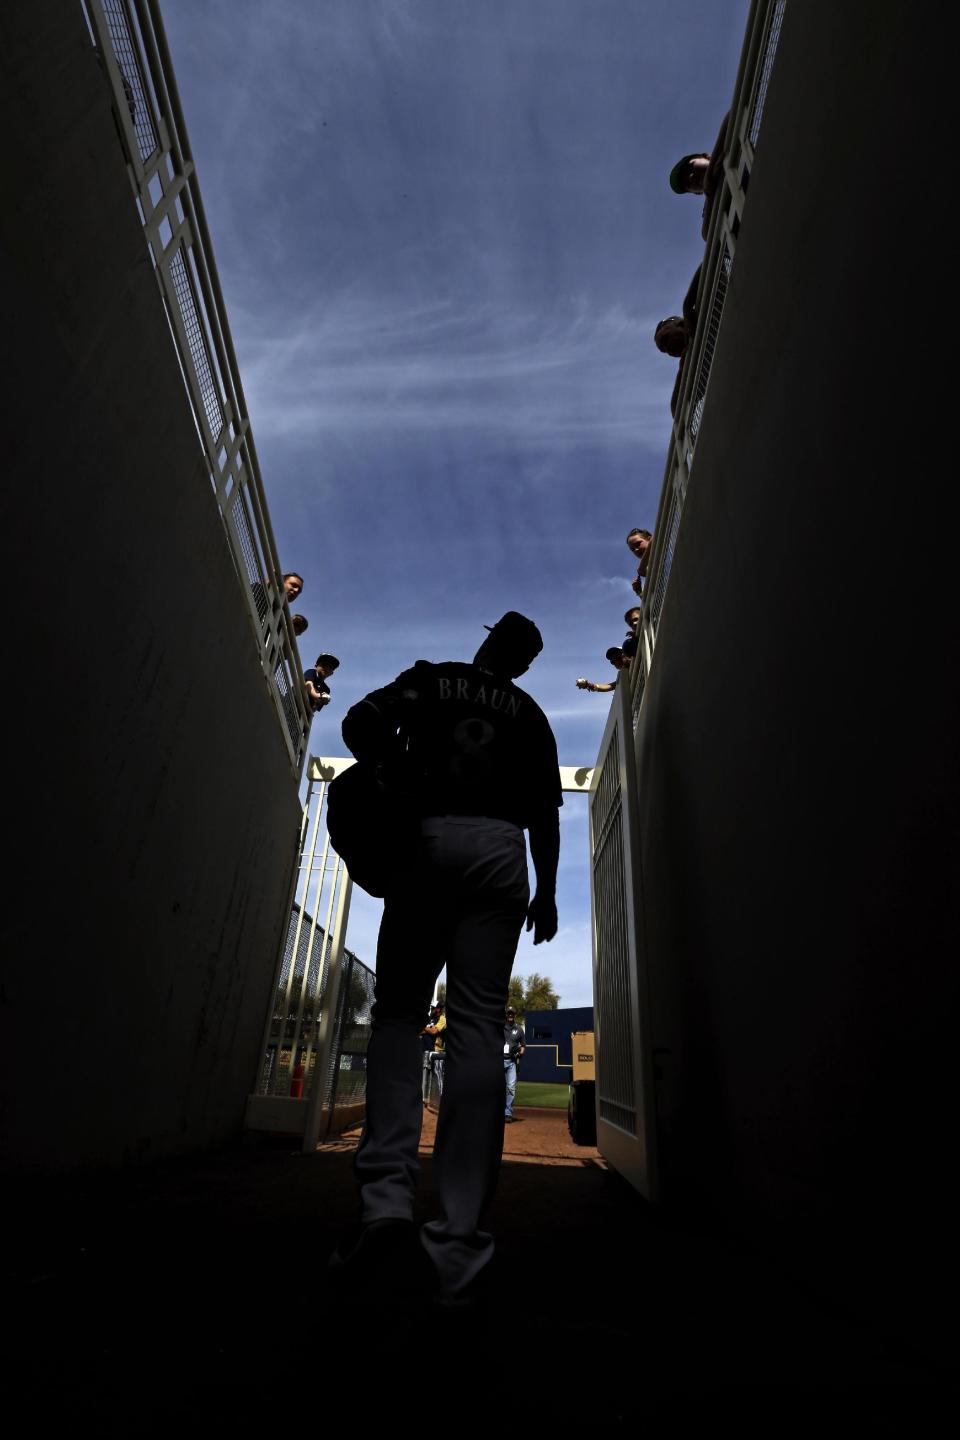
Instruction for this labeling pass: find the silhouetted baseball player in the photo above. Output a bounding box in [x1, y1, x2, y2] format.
[332, 612, 561, 1305]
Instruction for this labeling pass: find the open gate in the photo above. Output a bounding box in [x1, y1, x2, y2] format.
[246, 756, 363, 1152]
[589, 679, 659, 1200]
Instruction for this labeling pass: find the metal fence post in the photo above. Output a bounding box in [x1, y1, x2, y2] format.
[302, 868, 355, 1153]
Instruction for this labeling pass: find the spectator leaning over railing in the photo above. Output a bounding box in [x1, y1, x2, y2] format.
[622, 606, 642, 660]
[304, 653, 340, 714]
[668, 112, 729, 240]
[291, 614, 308, 638]
[251, 570, 304, 628]
[282, 572, 304, 605]
[626, 528, 653, 596]
[576, 647, 630, 694]
[654, 265, 702, 416]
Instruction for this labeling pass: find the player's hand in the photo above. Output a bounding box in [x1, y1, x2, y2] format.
[526, 893, 557, 945]
[575, 677, 589, 690]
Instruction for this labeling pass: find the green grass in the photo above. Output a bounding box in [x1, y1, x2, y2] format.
[515, 1080, 569, 1109]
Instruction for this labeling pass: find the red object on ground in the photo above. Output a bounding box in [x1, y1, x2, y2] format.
[290, 1062, 305, 1099]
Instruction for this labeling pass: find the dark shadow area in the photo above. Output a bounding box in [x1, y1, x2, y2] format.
[627, 0, 958, 1372]
[7, 1116, 944, 1422]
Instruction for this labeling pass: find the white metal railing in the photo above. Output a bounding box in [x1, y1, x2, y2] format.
[630, 0, 787, 720]
[251, 756, 356, 1152]
[83, 0, 311, 776]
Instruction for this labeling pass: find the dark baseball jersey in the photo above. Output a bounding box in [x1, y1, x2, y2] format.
[357, 659, 562, 830]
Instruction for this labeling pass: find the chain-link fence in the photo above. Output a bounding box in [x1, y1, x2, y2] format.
[258, 904, 374, 1127]
[320, 946, 376, 1136]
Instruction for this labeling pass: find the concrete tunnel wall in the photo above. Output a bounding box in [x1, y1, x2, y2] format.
[633, 1, 957, 1334]
[0, 3, 303, 1169]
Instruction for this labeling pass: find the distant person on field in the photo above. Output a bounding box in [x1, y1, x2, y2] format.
[576, 648, 629, 694]
[304, 654, 340, 713]
[430, 1004, 447, 1098]
[668, 112, 730, 239]
[421, 1002, 444, 1104]
[503, 1007, 526, 1122]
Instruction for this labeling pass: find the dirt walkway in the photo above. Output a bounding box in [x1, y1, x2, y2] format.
[8, 1108, 940, 1420]
[426, 1102, 604, 1165]
[319, 1102, 590, 1165]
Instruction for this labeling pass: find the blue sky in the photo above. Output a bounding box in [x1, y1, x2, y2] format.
[164, 0, 749, 1004]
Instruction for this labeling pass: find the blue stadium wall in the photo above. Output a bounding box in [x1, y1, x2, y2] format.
[520, 1007, 594, 1084]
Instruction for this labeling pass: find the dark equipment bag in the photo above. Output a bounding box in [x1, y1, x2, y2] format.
[325, 763, 415, 899]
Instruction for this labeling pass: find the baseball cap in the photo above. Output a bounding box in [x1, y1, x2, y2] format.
[669, 153, 705, 193]
[482, 612, 543, 665]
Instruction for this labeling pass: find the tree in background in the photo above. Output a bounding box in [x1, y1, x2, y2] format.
[434, 974, 560, 1021]
[507, 972, 560, 1022]
[507, 974, 525, 1014]
[521, 973, 560, 1013]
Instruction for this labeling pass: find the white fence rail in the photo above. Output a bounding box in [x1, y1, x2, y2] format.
[630, 0, 787, 716]
[249, 757, 357, 1151]
[83, 0, 311, 776]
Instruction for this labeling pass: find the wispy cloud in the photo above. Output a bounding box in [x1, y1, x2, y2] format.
[573, 572, 641, 594]
[546, 704, 612, 720]
[232, 292, 671, 450]
[163, 0, 751, 986]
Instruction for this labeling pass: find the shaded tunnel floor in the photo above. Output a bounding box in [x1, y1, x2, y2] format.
[8, 1108, 943, 1417]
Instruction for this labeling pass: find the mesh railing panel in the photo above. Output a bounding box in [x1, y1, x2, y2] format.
[323, 953, 376, 1120]
[592, 787, 637, 1135]
[591, 721, 622, 850]
[99, 0, 158, 161]
[749, 0, 787, 146]
[167, 247, 225, 441]
[689, 246, 732, 443]
[231, 491, 267, 589]
[599, 1098, 637, 1132]
[250, 582, 269, 626]
[630, 653, 646, 734]
[256, 886, 374, 1123]
[646, 487, 682, 636]
[275, 662, 306, 752]
[258, 903, 332, 1095]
